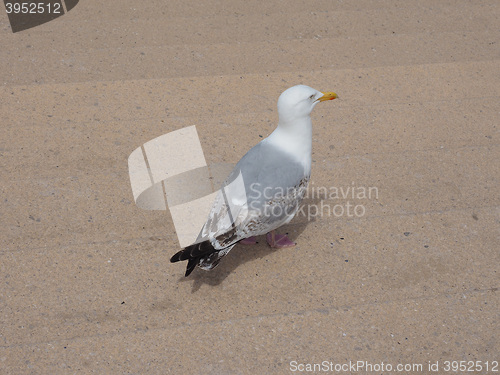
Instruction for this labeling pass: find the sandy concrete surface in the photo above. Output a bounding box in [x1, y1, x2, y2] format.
[1, 0, 498, 374]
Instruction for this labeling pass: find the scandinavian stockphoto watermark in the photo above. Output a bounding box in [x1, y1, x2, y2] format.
[247, 180, 378, 222]
[128, 126, 379, 247]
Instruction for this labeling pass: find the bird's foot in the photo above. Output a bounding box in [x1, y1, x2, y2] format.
[240, 236, 257, 245]
[266, 231, 296, 248]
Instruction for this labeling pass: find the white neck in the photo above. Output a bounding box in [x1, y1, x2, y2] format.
[266, 117, 312, 174]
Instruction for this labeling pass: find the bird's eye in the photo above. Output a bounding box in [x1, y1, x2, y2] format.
[309, 94, 315, 100]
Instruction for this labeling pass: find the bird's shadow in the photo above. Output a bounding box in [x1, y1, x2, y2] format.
[176, 197, 322, 293]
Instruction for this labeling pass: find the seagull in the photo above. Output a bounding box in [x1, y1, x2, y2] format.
[170, 85, 337, 276]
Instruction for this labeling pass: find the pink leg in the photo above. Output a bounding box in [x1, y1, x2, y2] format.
[266, 230, 296, 248]
[240, 236, 257, 245]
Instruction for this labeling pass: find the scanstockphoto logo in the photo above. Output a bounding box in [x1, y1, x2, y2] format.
[128, 126, 236, 248]
[3, 1, 80, 33]
[128, 126, 379, 247]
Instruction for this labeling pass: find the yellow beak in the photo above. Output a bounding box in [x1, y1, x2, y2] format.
[317, 91, 338, 102]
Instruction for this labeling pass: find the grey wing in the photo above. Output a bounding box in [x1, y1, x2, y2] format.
[196, 170, 250, 249]
[198, 141, 309, 247]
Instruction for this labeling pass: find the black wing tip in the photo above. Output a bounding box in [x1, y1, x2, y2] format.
[184, 258, 198, 277]
[170, 251, 197, 276]
[170, 240, 217, 276]
[170, 251, 182, 263]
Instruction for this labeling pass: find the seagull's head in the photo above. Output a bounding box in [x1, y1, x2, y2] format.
[277, 85, 337, 124]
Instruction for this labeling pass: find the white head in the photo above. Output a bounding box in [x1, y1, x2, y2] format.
[277, 85, 337, 125]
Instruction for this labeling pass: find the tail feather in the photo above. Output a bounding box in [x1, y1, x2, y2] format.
[170, 240, 234, 277]
[170, 240, 216, 263]
[185, 257, 199, 277]
[170, 240, 218, 277]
